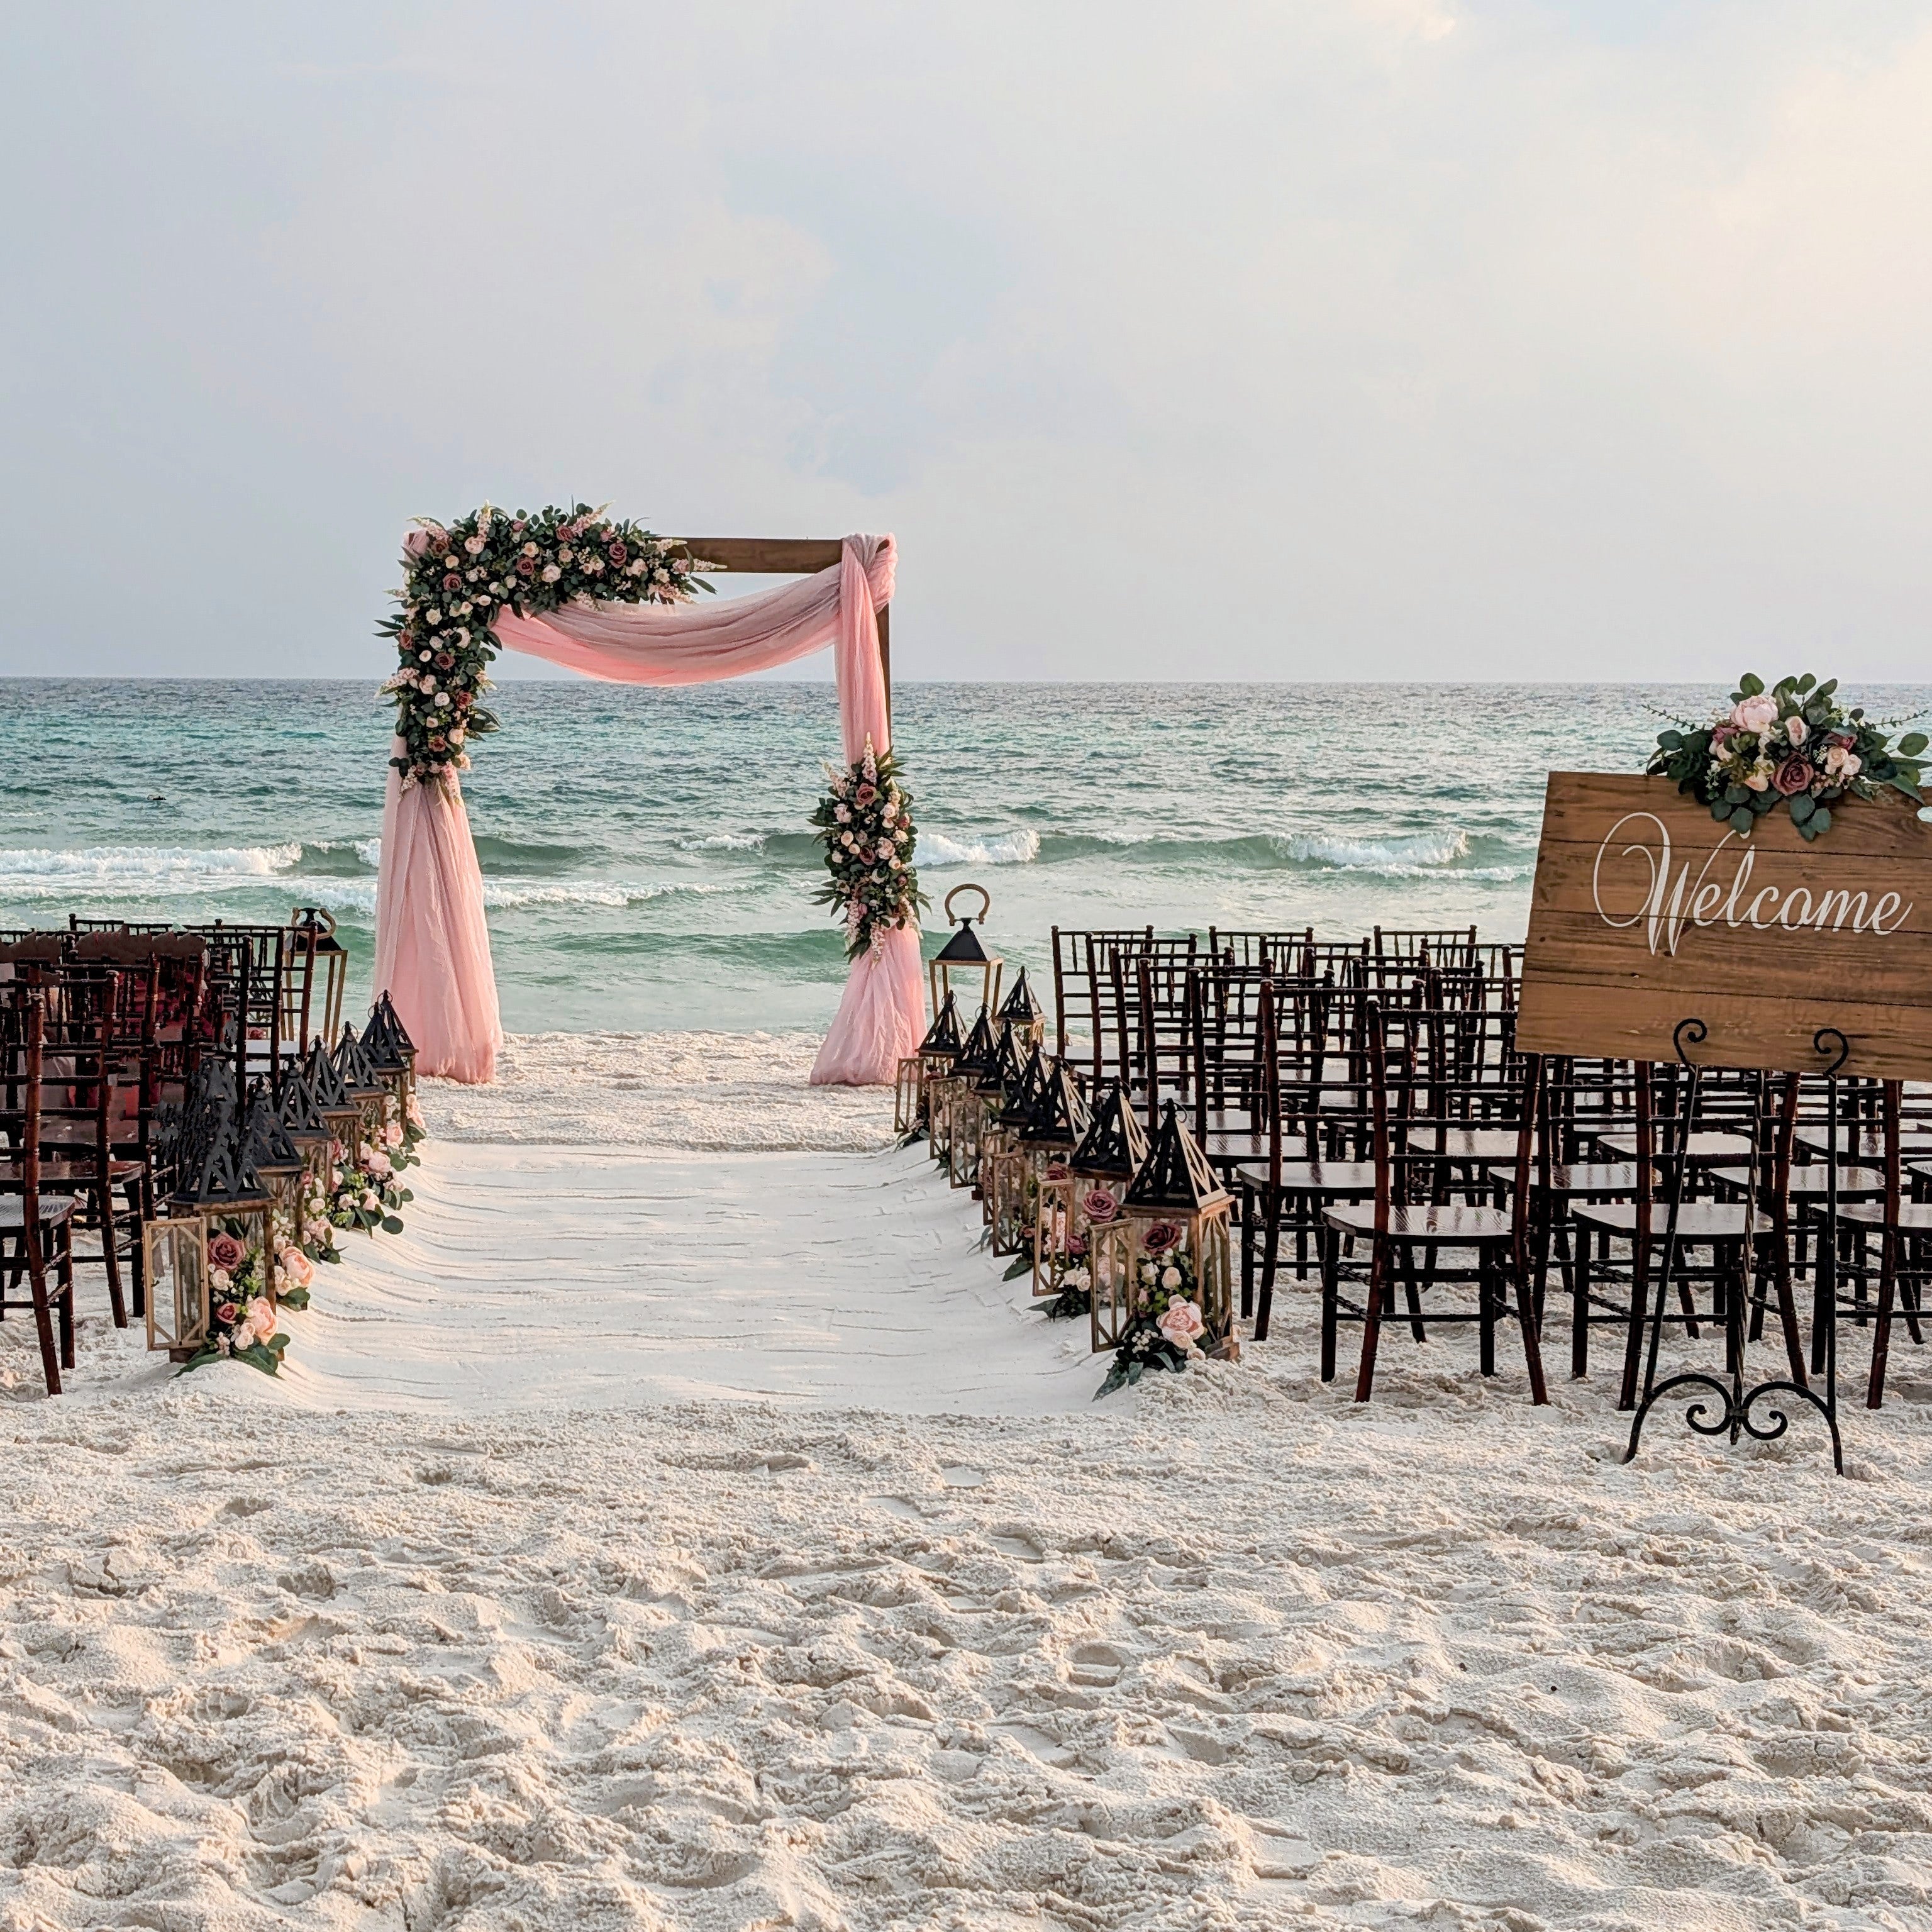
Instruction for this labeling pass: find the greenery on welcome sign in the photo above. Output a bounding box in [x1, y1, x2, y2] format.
[1646, 672, 1926, 842]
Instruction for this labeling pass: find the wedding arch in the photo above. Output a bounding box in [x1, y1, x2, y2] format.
[369, 510, 925, 1087]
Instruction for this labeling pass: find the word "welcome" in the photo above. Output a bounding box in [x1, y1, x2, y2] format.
[1591, 813, 1913, 957]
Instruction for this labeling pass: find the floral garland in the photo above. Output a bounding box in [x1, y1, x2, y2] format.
[811, 740, 926, 958]
[182, 1221, 287, 1376]
[1096, 1216, 1214, 1398]
[381, 503, 717, 790]
[1649, 674, 1926, 841]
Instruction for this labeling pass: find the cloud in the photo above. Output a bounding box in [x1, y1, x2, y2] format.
[1, 0, 1929, 681]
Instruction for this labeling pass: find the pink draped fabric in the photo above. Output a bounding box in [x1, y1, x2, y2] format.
[373, 533, 925, 1085]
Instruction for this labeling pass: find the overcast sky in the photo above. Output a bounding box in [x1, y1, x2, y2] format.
[3, 1, 1929, 681]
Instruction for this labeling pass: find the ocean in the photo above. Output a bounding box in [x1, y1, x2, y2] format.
[4, 679, 1928, 1034]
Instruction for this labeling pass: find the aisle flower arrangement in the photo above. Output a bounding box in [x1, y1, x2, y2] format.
[299, 1174, 343, 1266]
[1649, 673, 1926, 841]
[328, 1139, 412, 1236]
[1096, 1222, 1210, 1397]
[181, 1223, 287, 1377]
[381, 503, 718, 791]
[811, 739, 926, 957]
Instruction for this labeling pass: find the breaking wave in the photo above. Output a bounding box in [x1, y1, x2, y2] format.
[921, 829, 1041, 867]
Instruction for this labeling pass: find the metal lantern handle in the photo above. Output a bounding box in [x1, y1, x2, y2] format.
[944, 882, 991, 929]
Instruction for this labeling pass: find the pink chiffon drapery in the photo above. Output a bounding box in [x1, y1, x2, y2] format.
[372, 533, 925, 1086]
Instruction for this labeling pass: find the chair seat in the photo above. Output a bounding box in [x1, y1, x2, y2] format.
[1839, 1201, 1932, 1233]
[1237, 1160, 1377, 1196]
[0, 1197, 75, 1228]
[1202, 1130, 1269, 1162]
[1707, 1163, 1887, 1198]
[1492, 1162, 1638, 1197]
[1404, 1127, 1521, 1162]
[0, 1157, 143, 1184]
[1323, 1202, 1514, 1243]
[1570, 1201, 1749, 1240]
[1594, 1130, 1751, 1163]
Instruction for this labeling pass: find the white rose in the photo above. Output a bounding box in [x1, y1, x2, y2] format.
[654, 567, 669, 582]
[436, 692, 451, 708]
[541, 564, 562, 582]
[418, 649, 432, 662]
[426, 608, 441, 625]
[1160, 1266, 1182, 1289]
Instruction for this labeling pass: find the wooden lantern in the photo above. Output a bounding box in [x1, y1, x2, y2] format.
[997, 967, 1046, 1053]
[897, 991, 962, 1138]
[930, 1004, 996, 1173]
[984, 1046, 1046, 1252]
[1091, 1101, 1234, 1358]
[145, 1067, 275, 1362]
[951, 1020, 1023, 1192]
[242, 1078, 306, 1279]
[287, 906, 348, 1054]
[304, 1037, 362, 1179]
[928, 884, 1003, 1021]
[277, 1057, 333, 1191]
[1065, 1081, 1149, 1348]
[360, 992, 416, 1124]
[1023, 1061, 1094, 1298]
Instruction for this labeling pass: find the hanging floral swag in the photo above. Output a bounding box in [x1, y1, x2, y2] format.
[381, 503, 719, 791]
[1648, 673, 1926, 841]
[811, 740, 926, 958]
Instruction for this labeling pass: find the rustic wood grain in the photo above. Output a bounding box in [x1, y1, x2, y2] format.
[1517, 774, 1932, 1079]
[672, 538, 845, 574]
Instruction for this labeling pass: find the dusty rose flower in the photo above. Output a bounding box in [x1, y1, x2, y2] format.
[1045, 1162, 1070, 1181]
[442, 572, 462, 592]
[1774, 757, 1815, 796]
[516, 556, 536, 577]
[403, 530, 433, 558]
[608, 541, 626, 564]
[1082, 1188, 1118, 1224]
[427, 734, 447, 752]
[208, 1233, 245, 1272]
[540, 563, 562, 583]
[216, 1301, 240, 1326]
[1067, 1234, 1087, 1257]
[1158, 1299, 1206, 1348]
[1143, 1221, 1182, 1253]
[855, 783, 878, 807]
[434, 651, 454, 670]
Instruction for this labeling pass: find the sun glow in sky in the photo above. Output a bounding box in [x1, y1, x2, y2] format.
[3, 1, 1929, 680]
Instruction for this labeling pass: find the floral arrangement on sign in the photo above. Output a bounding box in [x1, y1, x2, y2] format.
[1096, 1217, 1213, 1397]
[1648, 673, 1927, 841]
[811, 740, 926, 958]
[182, 1221, 287, 1376]
[381, 504, 718, 791]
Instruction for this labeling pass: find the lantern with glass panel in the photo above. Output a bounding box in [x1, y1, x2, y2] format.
[951, 1020, 1023, 1194]
[1023, 1060, 1094, 1299]
[929, 1004, 996, 1173]
[304, 1036, 362, 1183]
[982, 1045, 1046, 1252]
[360, 992, 416, 1126]
[896, 991, 960, 1138]
[143, 1063, 273, 1362]
[1090, 1100, 1235, 1359]
[331, 1023, 392, 1156]
[1063, 1081, 1148, 1343]
[242, 1078, 305, 1278]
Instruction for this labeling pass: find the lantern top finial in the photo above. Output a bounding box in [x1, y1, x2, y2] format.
[1070, 1080, 1148, 1179]
[934, 882, 999, 964]
[1124, 1101, 1228, 1212]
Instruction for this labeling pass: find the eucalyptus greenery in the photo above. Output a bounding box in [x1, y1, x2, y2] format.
[1647, 672, 1926, 841]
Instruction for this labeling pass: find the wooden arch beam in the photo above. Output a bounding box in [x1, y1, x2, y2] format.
[673, 537, 891, 721]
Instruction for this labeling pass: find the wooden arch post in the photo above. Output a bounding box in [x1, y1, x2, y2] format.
[675, 538, 891, 727]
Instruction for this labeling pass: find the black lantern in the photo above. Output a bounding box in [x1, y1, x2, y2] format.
[242, 1079, 306, 1292]
[304, 1036, 361, 1184]
[952, 1020, 1023, 1192]
[928, 883, 1003, 1021]
[930, 1004, 996, 1172]
[997, 967, 1046, 1053]
[896, 990, 963, 1138]
[984, 1045, 1046, 1252]
[1064, 1081, 1148, 1348]
[1023, 1061, 1094, 1299]
[1091, 1101, 1235, 1360]
[362, 991, 419, 1128]
[332, 1023, 391, 1156]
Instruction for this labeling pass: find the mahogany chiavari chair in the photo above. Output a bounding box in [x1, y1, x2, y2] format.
[0, 986, 79, 1394]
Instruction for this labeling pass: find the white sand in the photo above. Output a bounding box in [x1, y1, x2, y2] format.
[4, 1037, 1932, 1929]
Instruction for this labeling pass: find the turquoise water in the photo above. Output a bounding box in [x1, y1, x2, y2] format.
[3, 680, 1927, 1031]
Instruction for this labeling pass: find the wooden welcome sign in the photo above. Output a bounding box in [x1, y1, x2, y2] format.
[1517, 773, 1932, 1079]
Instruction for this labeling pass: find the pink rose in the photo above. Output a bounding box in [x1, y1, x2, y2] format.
[1158, 1299, 1206, 1348]
[208, 1233, 245, 1272]
[1732, 694, 1779, 735]
[1774, 757, 1815, 796]
[441, 572, 462, 592]
[1067, 1235, 1087, 1257]
[1082, 1188, 1117, 1224]
[1045, 1162, 1070, 1181]
[279, 1248, 313, 1290]
[216, 1301, 240, 1326]
[855, 783, 878, 807]
[1143, 1221, 1182, 1253]
[608, 541, 627, 564]
[1785, 715, 1808, 746]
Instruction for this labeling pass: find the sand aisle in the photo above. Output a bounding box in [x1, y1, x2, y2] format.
[6, 1099, 1932, 1929]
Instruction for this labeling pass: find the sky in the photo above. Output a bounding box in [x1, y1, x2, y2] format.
[3, 1, 1929, 682]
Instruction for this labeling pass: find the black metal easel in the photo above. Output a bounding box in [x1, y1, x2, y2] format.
[1623, 1018, 1848, 1474]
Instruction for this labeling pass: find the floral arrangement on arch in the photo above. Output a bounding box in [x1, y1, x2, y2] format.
[1648, 673, 1927, 841]
[1096, 1214, 1213, 1398]
[182, 1220, 287, 1376]
[382, 503, 718, 791]
[811, 740, 926, 958]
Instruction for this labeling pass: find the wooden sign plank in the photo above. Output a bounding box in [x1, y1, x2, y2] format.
[1516, 772, 1932, 1079]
